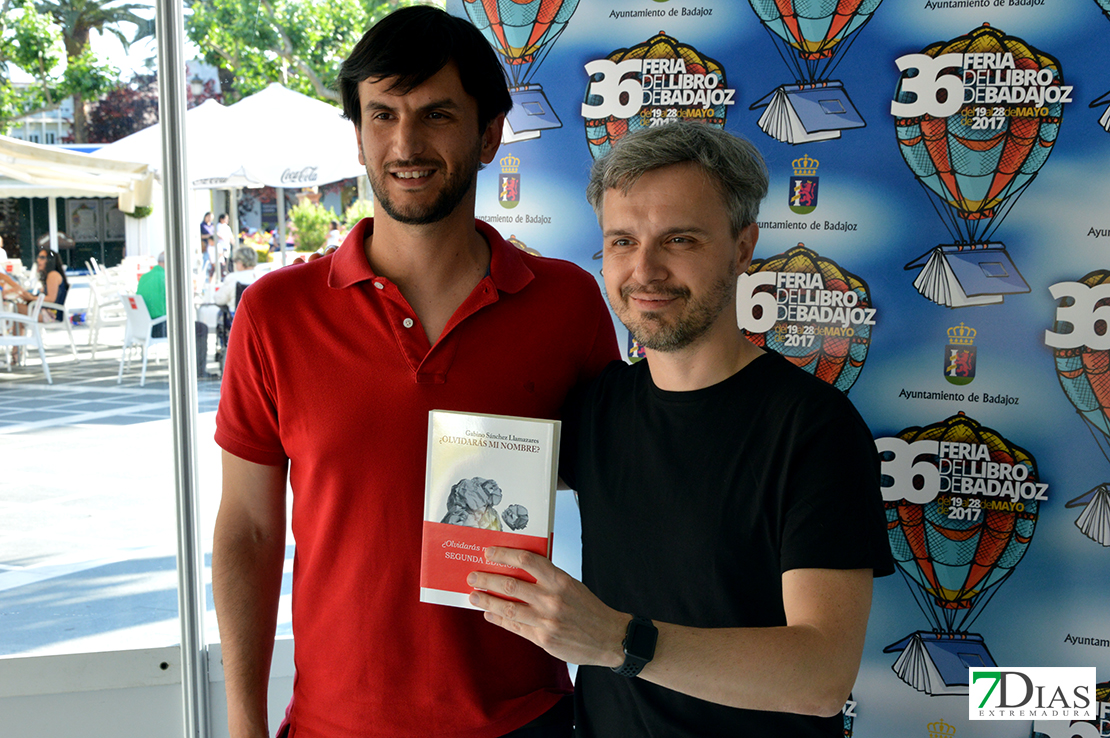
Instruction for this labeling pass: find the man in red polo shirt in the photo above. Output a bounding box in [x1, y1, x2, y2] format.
[212, 8, 617, 738]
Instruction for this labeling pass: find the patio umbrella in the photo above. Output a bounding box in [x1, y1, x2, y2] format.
[188, 83, 365, 190]
[93, 99, 244, 188]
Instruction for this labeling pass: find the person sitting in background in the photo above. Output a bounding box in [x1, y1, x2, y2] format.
[2, 248, 69, 322]
[326, 220, 343, 249]
[200, 212, 216, 279]
[214, 247, 259, 313]
[136, 252, 218, 380]
[0, 234, 7, 261]
[284, 218, 296, 252]
[215, 214, 235, 280]
[0, 270, 22, 300]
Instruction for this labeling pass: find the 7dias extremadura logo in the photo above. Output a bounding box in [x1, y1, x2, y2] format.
[969, 668, 1095, 720]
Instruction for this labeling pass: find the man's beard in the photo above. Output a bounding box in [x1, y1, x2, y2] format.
[367, 144, 481, 226]
[611, 270, 738, 353]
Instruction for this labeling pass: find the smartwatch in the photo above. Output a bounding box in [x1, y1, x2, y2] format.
[612, 615, 657, 678]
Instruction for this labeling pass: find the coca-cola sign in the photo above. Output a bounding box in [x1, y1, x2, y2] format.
[281, 166, 319, 184]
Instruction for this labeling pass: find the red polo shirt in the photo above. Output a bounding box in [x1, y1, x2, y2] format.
[215, 219, 618, 738]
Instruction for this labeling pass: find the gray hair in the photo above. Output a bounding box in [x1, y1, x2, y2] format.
[233, 246, 258, 268]
[586, 124, 769, 236]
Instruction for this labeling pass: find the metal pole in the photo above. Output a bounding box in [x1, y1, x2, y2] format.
[230, 188, 240, 246]
[277, 187, 287, 266]
[153, 1, 210, 736]
[47, 197, 58, 253]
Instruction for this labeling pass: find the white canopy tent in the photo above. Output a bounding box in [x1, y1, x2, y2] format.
[94, 99, 243, 256]
[95, 85, 366, 261]
[0, 135, 153, 209]
[207, 84, 367, 259]
[192, 83, 364, 189]
[94, 98, 233, 176]
[0, 134, 154, 256]
[95, 88, 363, 188]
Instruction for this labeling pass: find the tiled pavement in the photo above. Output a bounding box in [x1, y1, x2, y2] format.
[0, 323, 244, 657]
[0, 323, 223, 432]
[0, 319, 578, 658]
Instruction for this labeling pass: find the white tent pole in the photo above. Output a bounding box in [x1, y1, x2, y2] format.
[230, 189, 240, 245]
[47, 197, 58, 252]
[277, 186, 287, 266]
[153, 0, 210, 736]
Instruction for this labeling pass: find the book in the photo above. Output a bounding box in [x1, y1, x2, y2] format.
[884, 631, 995, 695]
[749, 82, 865, 144]
[1066, 483, 1110, 547]
[903, 243, 1030, 307]
[420, 409, 561, 610]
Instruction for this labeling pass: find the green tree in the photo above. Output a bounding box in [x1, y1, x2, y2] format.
[86, 71, 157, 142]
[6, 1, 63, 105]
[34, 0, 154, 141]
[289, 199, 331, 252]
[0, 0, 63, 127]
[184, 0, 429, 104]
[343, 199, 374, 232]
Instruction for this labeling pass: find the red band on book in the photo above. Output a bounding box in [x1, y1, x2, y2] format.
[420, 521, 549, 595]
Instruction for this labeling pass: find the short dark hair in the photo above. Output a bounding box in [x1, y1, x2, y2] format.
[337, 6, 512, 132]
[586, 124, 769, 237]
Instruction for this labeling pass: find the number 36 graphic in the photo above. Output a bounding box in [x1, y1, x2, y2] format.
[890, 53, 965, 118]
[1045, 281, 1110, 351]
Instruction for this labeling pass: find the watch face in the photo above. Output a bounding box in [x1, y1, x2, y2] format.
[625, 618, 658, 659]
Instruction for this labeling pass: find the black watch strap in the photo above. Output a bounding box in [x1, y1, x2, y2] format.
[612, 615, 657, 678]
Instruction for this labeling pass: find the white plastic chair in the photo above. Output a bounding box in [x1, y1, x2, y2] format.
[87, 273, 127, 359]
[39, 299, 79, 361]
[0, 294, 52, 384]
[117, 293, 167, 386]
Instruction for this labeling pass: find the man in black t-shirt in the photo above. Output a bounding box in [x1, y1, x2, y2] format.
[468, 124, 893, 736]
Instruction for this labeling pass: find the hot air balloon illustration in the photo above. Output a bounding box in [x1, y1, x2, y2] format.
[747, 0, 882, 143]
[880, 413, 1041, 695]
[738, 244, 873, 393]
[842, 694, 856, 737]
[582, 32, 728, 161]
[896, 25, 1064, 307]
[1090, 0, 1110, 131]
[463, 0, 582, 143]
[1050, 269, 1110, 546]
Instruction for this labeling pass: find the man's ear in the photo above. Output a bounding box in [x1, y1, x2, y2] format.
[354, 124, 365, 166]
[734, 223, 759, 274]
[480, 113, 506, 165]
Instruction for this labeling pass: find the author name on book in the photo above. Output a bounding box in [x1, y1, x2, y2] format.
[438, 432, 542, 453]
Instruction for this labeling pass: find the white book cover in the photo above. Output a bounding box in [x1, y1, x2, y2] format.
[420, 410, 561, 610]
[911, 247, 1002, 307]
[756, 87, 842, 144]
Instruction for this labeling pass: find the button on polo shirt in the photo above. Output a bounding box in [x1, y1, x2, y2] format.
[327, 219, 532, 385]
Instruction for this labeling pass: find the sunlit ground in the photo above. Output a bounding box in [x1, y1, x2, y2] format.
[0, 318, 583, 659]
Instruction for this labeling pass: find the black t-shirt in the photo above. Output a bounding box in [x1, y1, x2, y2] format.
[561, 352, 894, 738]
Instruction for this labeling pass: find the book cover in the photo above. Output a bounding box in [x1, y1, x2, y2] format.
[905, 243, 1028, 307]
[420, 410, 561, 610]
